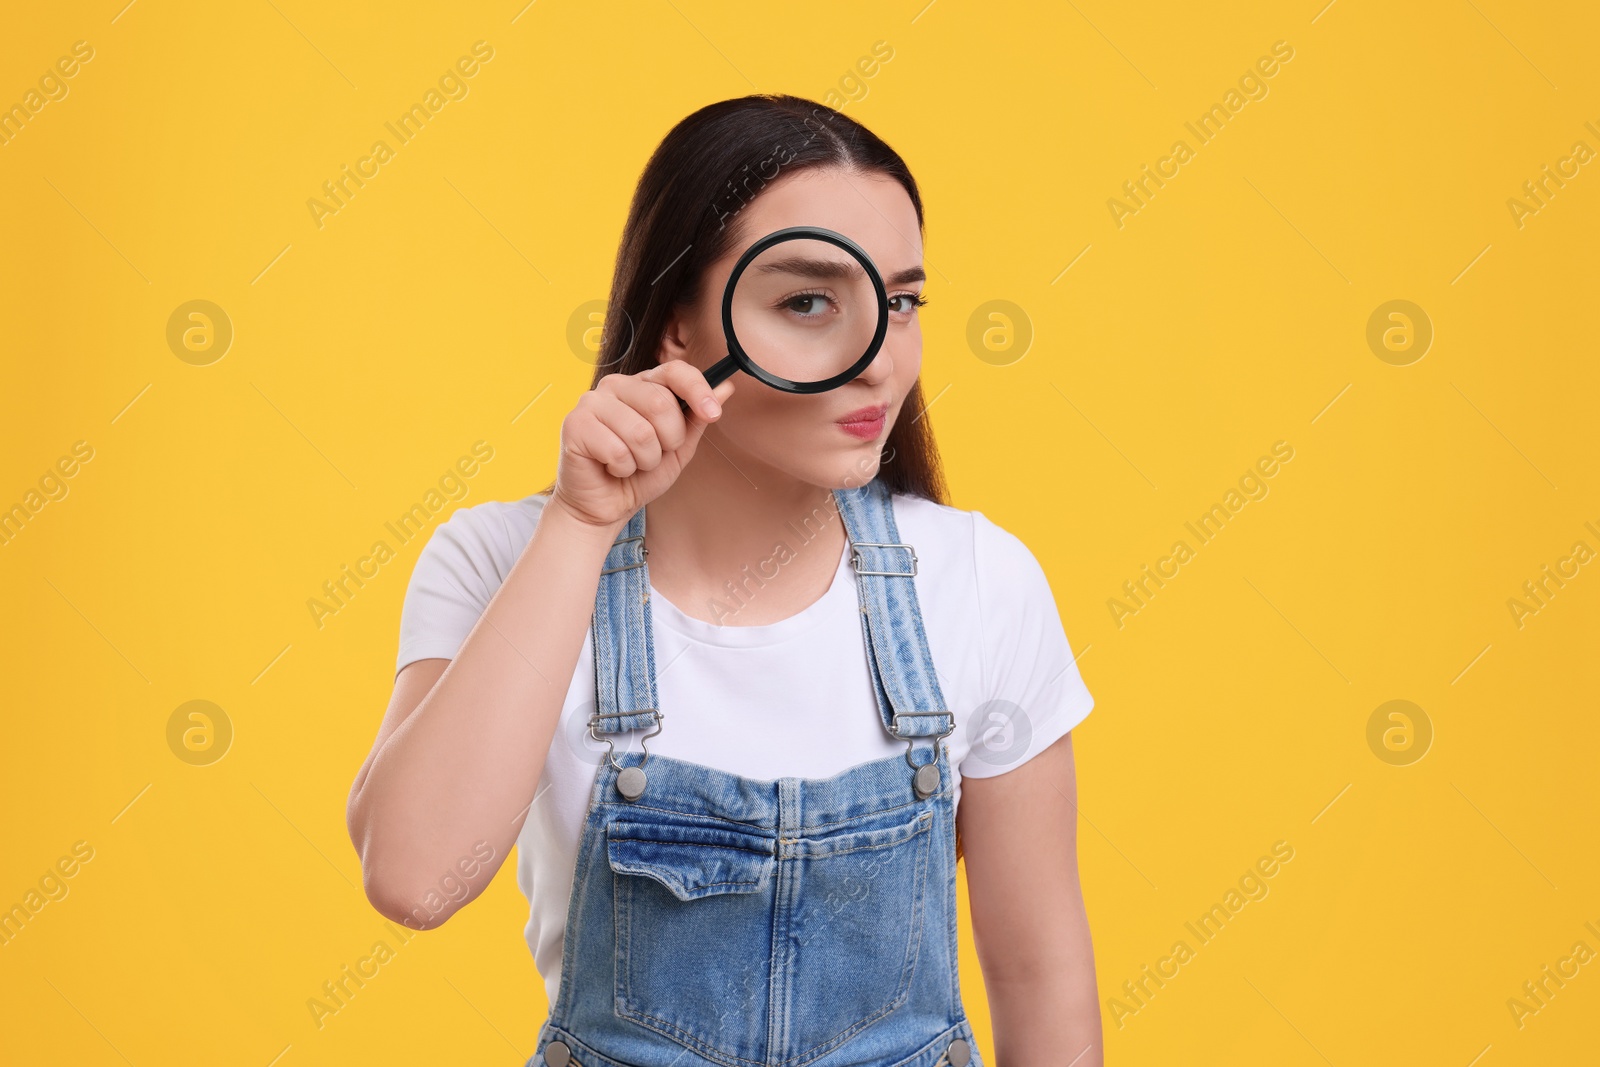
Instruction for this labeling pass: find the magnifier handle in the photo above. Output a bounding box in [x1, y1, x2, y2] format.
[676, 354, 739, 416]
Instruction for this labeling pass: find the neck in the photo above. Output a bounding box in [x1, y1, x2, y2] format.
[643, 431, 850, 624]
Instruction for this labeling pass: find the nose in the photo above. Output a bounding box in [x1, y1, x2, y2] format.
[854, 339, 894, 386]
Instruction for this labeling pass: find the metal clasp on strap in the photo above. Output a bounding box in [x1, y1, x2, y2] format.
[889, 709, 955, 742]
[600, 534, 648, 575]
[588, 708, 663, 771]
[891, 711, 953, 797]
[850, 540, 917, 576]
[891, 709, 954, 769]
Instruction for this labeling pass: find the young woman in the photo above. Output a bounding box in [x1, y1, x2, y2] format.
[347, 95, 1102, 1067]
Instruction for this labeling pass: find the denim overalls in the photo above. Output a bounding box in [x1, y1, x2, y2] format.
[525, 477, 982, 1067]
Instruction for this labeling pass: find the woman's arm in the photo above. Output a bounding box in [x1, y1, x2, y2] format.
[959, 731, 1103, 1066]
[345, 362, 735, 930]
[345, 497, 625, 928]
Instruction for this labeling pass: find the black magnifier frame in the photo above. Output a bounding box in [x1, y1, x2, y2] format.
[694, 225, 891, 399]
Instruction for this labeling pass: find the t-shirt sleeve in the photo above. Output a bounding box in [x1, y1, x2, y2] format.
[394, 505, 506, 677]
[959, 509, 1095, 779]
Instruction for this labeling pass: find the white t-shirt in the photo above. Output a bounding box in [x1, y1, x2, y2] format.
[394, 490, 1094, 1007]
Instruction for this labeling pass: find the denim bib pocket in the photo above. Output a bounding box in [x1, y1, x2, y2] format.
[778, 806, 935, 1059]
[608, 816, 779, 1059]
[605, 805, 936, 1063]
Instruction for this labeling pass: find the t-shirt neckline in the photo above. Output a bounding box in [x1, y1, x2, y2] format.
[647, 537, 854, 649]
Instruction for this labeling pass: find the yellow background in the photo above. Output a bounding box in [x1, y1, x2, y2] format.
[3, 0, 1597, 1063]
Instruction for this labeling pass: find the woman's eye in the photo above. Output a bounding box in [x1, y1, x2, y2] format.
[782, 293, 833, 317]
[889, 293, 926, 315]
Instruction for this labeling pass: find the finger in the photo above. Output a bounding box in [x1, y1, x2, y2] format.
[695, 377, 736, 426]
[666, 372, 737, 432]
[586, 390, 665, 473]
[642, 358, 727, 422]
[606, 373, 692, 454]
[567, 408, 639, 479]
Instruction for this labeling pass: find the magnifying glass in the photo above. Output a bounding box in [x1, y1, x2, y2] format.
[675, 225, 889, 413]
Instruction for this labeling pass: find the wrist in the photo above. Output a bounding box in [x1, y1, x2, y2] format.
[542, 493, 630, 549]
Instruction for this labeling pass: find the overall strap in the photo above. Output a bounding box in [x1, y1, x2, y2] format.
[832, 478, 954, 744]
[589, 505, 661, 738]
[589, 479, 953, 750]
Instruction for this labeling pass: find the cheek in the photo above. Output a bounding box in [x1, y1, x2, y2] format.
[697, 314, 726, 367]
[893, 324, 923, 381]
[721, 377, 799, 439]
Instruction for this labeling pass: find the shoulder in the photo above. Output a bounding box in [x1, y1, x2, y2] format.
[434, 491, 551, 554]
[408, 492, 553, 600]
[395, 493, 554, 675]
[889, 491, 1048, 597]
[887, 492, 1093, 776]
[888, 491, 973, 551]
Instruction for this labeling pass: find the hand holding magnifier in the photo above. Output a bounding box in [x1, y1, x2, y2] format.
[674, 226, 890, 415]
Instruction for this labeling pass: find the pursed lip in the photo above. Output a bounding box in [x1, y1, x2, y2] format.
[836, 403, 890, 425]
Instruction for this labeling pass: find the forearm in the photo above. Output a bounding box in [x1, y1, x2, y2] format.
[983, 903, 1103, 1067]
[348, 497, 623, 922]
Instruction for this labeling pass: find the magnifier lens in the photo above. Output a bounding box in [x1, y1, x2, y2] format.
[728, 236, 879, 385]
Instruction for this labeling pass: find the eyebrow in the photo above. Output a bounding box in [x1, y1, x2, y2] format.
[753, 257, 927, 288]
[885, 265, 926, 287]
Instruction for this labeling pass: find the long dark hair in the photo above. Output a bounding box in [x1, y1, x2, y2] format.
[536, 94, 947, 506]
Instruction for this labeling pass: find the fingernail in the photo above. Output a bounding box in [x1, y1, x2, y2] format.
[700, 397, 721, 418]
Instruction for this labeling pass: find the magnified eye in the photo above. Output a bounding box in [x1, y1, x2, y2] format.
[780, 290, 836, 318]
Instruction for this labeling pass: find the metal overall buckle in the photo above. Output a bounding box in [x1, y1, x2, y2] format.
[600, 534, 647, 575]
[588, 707, 663, 801]
[850, 540, 918, 576]
[891, 711, 955, 798]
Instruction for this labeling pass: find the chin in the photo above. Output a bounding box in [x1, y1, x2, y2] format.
[821, 451, 884, 491]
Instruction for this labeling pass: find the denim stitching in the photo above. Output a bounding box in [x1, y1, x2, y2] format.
[796, 794, 942, 832]
[787, 816, 931, 858]
[604, 800, 776, 830]
[607, 830, 775, 854]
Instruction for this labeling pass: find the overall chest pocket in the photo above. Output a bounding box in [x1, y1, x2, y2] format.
[607, 807, 935, 1066]
[779, 807, 935, 1059]
[607, 817, 778, 1061]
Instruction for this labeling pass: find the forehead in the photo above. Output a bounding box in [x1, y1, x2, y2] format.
[728, 167, 922, 280]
